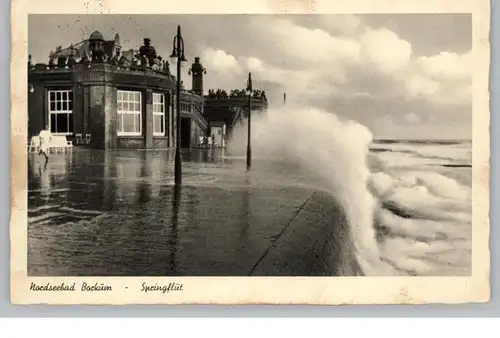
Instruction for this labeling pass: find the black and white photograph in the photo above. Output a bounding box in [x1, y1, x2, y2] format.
[24, 13, 476, 277]
[10, 0, 491, 305]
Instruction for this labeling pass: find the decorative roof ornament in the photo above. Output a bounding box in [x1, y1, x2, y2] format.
[48, 50, 56, 65]
[114, 33, 121, 47]
[139, 38, 157, 68]
[89, 30, 104, 41]
[188, 56, 206, 76]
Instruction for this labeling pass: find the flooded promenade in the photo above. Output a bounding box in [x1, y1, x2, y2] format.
[28, 149, 358, 277]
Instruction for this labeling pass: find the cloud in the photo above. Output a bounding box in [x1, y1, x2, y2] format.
[404, 74, 440, 98]
[405, 112, 421, 124]
[395, 48, 472, 107]
[264, 18, 361, 65]
[359, 28, 412, 74]
[319, 15, 362, 35]
[399, 50, 472, 107]
[200, 47, 241, 74]
[416, 51, 472, 81]
[427, 82, 472, 106]
[197, 16, 471, 119]
[244, 57, 264, 72]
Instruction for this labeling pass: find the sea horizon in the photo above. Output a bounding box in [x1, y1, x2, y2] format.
[372, 138, 472, 145]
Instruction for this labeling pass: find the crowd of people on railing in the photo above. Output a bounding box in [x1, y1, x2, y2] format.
[208, 89, 229, 98]
[207, 88, 267, 101]
[30, 38, 172, 75]
[31, 51, 173, 75]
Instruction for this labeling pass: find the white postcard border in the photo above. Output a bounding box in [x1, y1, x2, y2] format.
[10, 0, 491, 305]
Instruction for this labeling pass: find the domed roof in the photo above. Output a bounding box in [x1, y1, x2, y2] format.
[89, 30, 104, 41]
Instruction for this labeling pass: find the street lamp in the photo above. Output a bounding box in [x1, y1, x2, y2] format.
[246, 72, 252, 171]
[170, 25, 188, 186]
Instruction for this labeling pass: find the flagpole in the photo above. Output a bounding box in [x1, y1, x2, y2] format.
[246, 72, 252, 171]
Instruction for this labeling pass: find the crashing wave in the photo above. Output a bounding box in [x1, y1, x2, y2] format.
[227, 104, 472, 276]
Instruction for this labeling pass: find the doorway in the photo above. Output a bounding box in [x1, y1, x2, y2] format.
[180, 117, 191, 148]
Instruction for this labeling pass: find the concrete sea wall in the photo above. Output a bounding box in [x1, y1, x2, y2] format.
[250, 190, 363, 276]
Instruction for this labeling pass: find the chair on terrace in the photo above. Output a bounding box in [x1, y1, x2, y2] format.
[28, 136, 40, 153]
[75, 133, 83, 145]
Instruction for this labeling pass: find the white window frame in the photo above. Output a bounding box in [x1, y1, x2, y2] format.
[48, 89, 73, 135]
[117, 90, 142, 136]
[152, 93, 165, 136]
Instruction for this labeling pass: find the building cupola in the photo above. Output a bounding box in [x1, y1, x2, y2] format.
[88, 30, 105, 62]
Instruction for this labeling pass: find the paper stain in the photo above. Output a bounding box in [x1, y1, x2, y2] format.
[267, 0, 317, 13]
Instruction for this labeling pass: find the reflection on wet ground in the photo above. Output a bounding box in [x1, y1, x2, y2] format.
[28, 149, 350, 276]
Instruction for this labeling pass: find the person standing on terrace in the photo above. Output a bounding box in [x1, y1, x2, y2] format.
[38, 125, 52, 162]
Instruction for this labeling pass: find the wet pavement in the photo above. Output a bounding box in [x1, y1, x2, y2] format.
[28, 149, 355, 276]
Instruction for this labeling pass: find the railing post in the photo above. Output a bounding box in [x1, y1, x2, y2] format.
[246, 73, 252, 171]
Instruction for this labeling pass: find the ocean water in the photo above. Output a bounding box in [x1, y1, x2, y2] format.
[368, 140, 472, 276]
[228, 106, 472, 276]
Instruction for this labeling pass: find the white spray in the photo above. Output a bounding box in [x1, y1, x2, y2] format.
[227, 104, 394, 275]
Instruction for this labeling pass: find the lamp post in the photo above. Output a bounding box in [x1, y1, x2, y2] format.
[246, 72, 252, 171]
[170, 25, 188, 185]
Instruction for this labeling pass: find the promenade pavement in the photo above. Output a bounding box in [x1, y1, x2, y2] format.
[28, 149, 358, 276]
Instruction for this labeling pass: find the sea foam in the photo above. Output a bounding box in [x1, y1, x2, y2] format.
[227, 104, 471, 276]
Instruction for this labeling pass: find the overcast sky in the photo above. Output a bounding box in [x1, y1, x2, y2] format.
[29, 14, 472, 139]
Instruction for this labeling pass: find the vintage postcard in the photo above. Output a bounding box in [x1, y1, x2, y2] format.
[10, 0, 490, 305]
